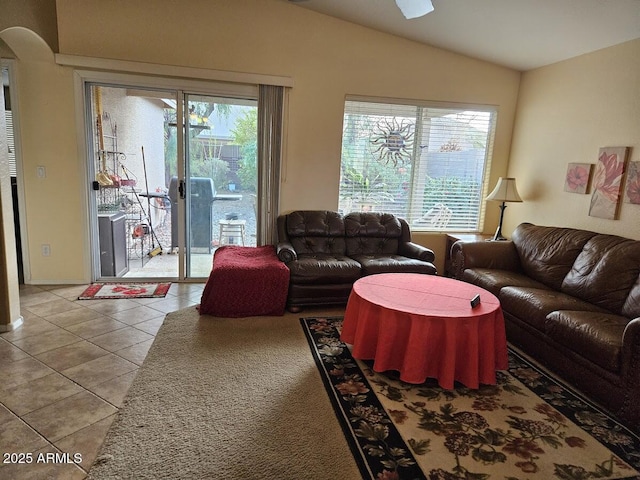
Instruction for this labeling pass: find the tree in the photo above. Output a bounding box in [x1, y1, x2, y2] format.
[232, 109, 258, 192]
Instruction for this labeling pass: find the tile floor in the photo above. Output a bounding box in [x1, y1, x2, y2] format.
[0, 282, 204, 479]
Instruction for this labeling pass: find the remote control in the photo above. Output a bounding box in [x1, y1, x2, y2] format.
[470, 294, 481, 308]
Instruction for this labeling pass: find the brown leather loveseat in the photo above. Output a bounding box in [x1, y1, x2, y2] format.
[276, 210, 437, 311]
[451, 222, 640, 431]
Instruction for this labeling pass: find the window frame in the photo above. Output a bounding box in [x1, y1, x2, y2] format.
[339, 95, 498, 233]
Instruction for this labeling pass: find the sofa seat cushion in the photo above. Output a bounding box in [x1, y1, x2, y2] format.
[499, 286, 606, 331]
[286, 254, 361, 285]
[545, 310, 627, 373]
[461, 268, 549, 297]
[350, 254, 436, 276]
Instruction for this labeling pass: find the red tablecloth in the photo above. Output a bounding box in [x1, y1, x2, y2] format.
[340, 273, 508, 389]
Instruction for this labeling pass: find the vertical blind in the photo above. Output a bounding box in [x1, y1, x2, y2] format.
[338, 99, 497, 232]
[257, 84, 285, 245]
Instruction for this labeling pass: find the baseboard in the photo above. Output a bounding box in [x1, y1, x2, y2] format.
[0, 315, 24, 332]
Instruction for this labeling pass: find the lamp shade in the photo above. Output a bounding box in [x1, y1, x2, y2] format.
[486, 177, 522, 203]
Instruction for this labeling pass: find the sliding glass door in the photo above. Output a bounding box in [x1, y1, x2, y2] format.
[183, 94, 258, 277]
[86, 82, 258, 281]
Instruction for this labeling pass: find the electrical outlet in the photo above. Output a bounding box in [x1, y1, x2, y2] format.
[41, 244, 51, 256]
[37, 166, 46, 179]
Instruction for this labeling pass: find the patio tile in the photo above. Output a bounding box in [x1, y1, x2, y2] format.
[88, 326, 154, 352]
[168, 282, 204, 296]
[0, 316, 59, 342]
[88, 370, 138, 407]
[21, 390, 117, 443]
[132, 296, 167, 306]
[0, 357, 55, 390]
[45, 284, 90, 300]
[45, 307, 106, 328]
[64, 317, 128, 339]
[0, 404, 48, 452]
[83, 298, 141, 315]
[132, 316, 165, 335]
[19, 284, 48, 296]
[146, 295, 199, 314]
[114, 339, 154, 365]
[35, 341, 110, 371]
[0, 337, 30, 363]
[0, 372, 85, 416]
[19, 290, 60, 308]
[61, 353, 138, 388]
[107, 305, 165, 325]
[54, 414, 117, 473]
[10, 329, 82, 356]
[24, 298, 83, 317]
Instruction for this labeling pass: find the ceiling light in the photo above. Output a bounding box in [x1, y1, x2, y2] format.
[395, 0, 434, 19]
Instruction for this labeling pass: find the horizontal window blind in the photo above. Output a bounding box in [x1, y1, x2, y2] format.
[5, 110, 16, 177]
[339, 99, 496, 232]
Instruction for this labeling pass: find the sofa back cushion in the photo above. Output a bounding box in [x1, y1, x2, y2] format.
[561, 234, 640, 316]
[344, 212, 401, 255]
[623, 281, 640, 319]
[512, 223, 596, 290]
[286, 211, 346, 255]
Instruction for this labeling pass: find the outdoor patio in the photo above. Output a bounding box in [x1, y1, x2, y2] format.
[124, 192, 257, 278]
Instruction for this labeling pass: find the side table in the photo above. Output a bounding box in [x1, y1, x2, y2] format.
[444, 233, 491, 277]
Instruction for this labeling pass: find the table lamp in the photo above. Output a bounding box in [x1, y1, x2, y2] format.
[486, 177, 522, 241]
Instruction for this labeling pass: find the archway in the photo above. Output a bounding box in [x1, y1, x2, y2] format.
[0, 26, 54, 331]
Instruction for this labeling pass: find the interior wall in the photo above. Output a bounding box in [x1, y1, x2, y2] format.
[10, 0, 521, 282]
[507, 39, 640, 240]
[0, 0, 59, 54]
[0, 39, 14, 58]
[55, 0, 520, 209]
[14, 59, 87, 282]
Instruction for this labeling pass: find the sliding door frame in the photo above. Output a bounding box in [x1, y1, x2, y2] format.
[75, 70, 261, 282]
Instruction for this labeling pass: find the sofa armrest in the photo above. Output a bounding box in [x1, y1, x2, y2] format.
[275, 215, 296, 262]
[276, 242, 297, 263]
[622, 317, 640, 381]
[450, 240, 520, 279]
[621, 317, 640, 425]
[399, 241, 435, 263]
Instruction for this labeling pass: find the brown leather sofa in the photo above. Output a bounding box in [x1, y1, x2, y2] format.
[276, 210, 437, 310]
[451, 222, 640, 431]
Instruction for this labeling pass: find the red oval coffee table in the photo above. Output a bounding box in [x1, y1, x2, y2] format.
[340, 273, 508, 389]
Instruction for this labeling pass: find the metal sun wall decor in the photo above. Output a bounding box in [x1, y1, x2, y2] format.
[370, 117, 415, 167]
[588, 146, 630, 220]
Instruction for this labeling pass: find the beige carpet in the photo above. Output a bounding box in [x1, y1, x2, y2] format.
[88, 306, 361, 480]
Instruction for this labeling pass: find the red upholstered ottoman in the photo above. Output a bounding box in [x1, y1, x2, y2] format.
[199, 245, 290, 317]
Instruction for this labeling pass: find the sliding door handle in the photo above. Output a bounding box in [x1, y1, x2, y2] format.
[178, 179, 186, 199]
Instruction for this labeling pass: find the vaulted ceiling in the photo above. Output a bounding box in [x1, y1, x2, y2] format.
[286, 0, 640, 71]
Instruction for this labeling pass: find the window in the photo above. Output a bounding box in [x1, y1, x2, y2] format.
[2, 66, 16, 177]
[338, 98, 497, 232]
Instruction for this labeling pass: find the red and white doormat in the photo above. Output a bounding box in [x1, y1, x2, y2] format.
[78, 282, 171, 300]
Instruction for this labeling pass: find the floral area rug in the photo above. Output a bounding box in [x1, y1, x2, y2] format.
[78, 282, 171, 300]
[301, 316, 640, 480]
